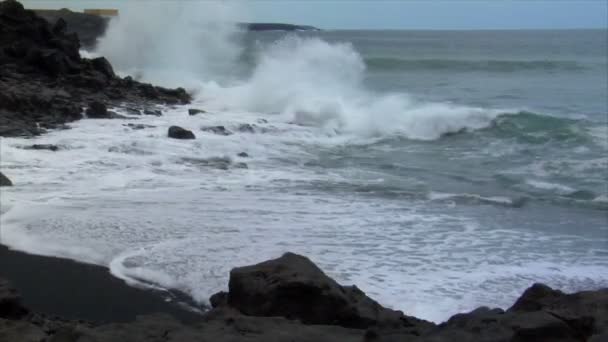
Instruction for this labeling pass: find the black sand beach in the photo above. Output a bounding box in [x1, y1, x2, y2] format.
[0, 245, 201, 324]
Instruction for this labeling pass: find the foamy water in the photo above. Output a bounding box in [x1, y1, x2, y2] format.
[1, 102, 607, 323]
[1, 2, 607, 323]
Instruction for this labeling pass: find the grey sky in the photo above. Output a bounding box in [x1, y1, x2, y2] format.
[23, 0, 608, 30]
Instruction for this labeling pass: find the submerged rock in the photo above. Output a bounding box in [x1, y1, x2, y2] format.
[237, 152, 249, 158]
[188, 108, 206, 115]
[181, 157, 232, 170]
[201, 126, 232, 136]
[123, 123, 156, 130]
[143, 108, 162, 116]
[0, 172, 12, 187]
[168, 126, 195, 140]
[124, 107, 142, 115]
[23, 144, 59, 151]
[237, 123, 255, 133]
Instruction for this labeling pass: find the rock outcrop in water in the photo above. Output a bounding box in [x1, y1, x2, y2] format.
[221, 252, 432, 331]
[0, 172, 11, 186]
[1, 252, 606, 341]
[168, 126, 196, 140]
[0, 0, 190, 137]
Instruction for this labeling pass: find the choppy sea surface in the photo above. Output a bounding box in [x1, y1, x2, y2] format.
[1, 18, 607, 323]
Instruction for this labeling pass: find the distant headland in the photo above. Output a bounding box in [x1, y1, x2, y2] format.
[33, 8, 319, 49]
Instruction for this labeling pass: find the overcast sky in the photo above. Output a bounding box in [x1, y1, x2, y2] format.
[23, 0, 608, 30]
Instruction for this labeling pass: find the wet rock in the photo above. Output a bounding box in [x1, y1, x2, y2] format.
[256, 118, 268, 124]
[85, 101, 108, 118]
[237, 123, 255, 133]
[23, 144, 59, 151]
[509, 283, 608, 338]
[234, 162, 248, 169]
[188, 108, 206, 115]
[224, 252, 432, 331]
[209, 292, 228, 308]
[0, 279, 28, 319]
[0, 319, 46, 342]
[143, 108, 162, 116]
[123, 123, 156, 130]
[168, 126, 195, 140]
[106, 110, 129, 119]
[509, 283, 566, 312]
[237, 152, 249, 158]
[201, 126, 232, 136]
[0, 172, 12, 187]
[181, 157, 231, 170]
[91, 57, 115, 79]
[428, 307, 583, 342]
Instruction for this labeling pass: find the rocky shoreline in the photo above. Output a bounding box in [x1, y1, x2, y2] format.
[0, 0, 190, 139]
[1, 250, 607, 342]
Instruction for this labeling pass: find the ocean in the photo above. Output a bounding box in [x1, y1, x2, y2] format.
[1, 12, 607, 323]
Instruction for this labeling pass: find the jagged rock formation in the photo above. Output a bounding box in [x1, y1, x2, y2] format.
[0, 0, 190, 137]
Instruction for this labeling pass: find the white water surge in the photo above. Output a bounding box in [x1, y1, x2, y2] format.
[1, 2, 607, 324]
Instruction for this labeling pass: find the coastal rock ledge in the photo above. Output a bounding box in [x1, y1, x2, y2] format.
[1, 252, 607, 342]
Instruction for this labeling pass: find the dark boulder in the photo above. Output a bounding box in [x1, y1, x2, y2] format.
[509, 283, 566, 312]
[188, 108, 206, 115]
[0, 279, 28, 319]
[237, 152, 249, 158]
[509, 283, 608, 338]
[428, 307, 584, 342]
[0, 172, 12, 187]
[168, 126, 195, 140]
[422, 283, 608, 342]
[223, 252, 432, 331]
[85, 101, 109, 118]
[201, 126, 232, 136]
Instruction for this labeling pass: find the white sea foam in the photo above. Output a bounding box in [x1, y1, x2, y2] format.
[203, 36, 502, 139]
[95, 2, 502, 141]
[95, 2, 245, 89]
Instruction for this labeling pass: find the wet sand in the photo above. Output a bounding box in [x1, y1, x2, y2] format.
[0, 244, 202, 323]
